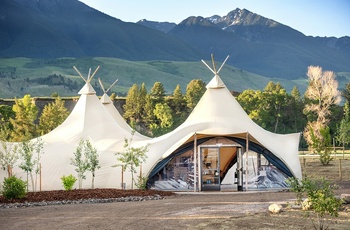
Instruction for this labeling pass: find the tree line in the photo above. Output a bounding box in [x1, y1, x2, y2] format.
[0, 65, 349, 165]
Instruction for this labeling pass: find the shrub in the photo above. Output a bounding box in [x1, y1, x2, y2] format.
[2, 175, 27, 200]
[286, 177, 342, 230]
[61, 174, 77, 191]
[134, 174, 148, 190]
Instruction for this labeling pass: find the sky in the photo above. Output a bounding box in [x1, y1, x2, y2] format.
[79, 0, 349, 38]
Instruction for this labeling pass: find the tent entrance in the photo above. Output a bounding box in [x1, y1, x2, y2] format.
[199, 145, 242, 191]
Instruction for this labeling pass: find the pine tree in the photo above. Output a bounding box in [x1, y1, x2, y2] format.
[123, 84, 140, 126]
[150, 82, 165, 104]
[185, 79, 206, 110]
[142, 94, 155, 135]
[170, 84, 187, 128]
[172, 84, 186, 115]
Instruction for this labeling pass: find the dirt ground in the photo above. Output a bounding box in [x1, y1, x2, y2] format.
[1, 156, 350, 230]
[1, 190, 349, 230]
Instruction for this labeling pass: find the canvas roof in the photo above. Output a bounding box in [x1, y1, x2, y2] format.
[136, 74, 301, 180]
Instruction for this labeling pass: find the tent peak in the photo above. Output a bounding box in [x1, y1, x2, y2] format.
[201, 54, 229, 89]
[74, 66, 100, 95]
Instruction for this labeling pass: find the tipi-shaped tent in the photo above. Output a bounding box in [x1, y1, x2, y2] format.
[135, 55, 301, 191]
[0, 67, 135, 190]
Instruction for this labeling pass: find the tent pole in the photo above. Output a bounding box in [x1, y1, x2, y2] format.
[194, 132, 197, 192]
[245, 132, 249, 191]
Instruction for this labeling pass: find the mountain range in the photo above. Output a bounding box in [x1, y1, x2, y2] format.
[0, 0, 350, 97]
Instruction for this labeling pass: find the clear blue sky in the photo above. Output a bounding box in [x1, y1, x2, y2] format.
[79, 0, 349, 38]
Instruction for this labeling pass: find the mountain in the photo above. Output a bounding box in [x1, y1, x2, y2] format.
[137, 19, 176, 33]
[0, 1, 349, 97]
[168, 8, 350, 80]
[0, 0, 202, 60]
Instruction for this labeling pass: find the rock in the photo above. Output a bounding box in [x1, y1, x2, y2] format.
[302, 198, 312, 211]
[340, 194, 350, 204]
[268, 203, 282, 214]
[0, 195, 165, 209]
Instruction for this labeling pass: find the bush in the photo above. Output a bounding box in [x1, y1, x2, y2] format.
[134, 174, 148, 190]
[2, 176, 27, 200]
[61, 174, 77, 191]
[286, 177, 342, 229]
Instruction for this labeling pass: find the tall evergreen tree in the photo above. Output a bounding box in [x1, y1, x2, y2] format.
[10, 95, 38, 142]
[150, 82, 165, 104]
[172, 84, 186, 115]
[123, 84, 140, 127]
[185, 79, 206, 110]
[336, 102, 350, 147]
[262, 82, 288, 132]
[141, 94, 155, 135]
[286, 86, 307, 134]
[342, 82, 350, 105]
[170, 84, 187, 128]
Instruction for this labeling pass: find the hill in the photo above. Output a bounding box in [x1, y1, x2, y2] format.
[0, 57, 310, 98]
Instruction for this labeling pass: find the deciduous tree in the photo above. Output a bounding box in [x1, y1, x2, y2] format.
[70, 139, 100, 189]
[151, 103, 174, 136]
[0, 141, 19, 177]
[303, 66, 341, 152]
[38, 96, 69, 135]
[18, 138, 44, 192]
[113, 131, 148, 189]
[84, 140, 100, 189]
[0, 105, 15, 141]
[10, 95, 38, 142]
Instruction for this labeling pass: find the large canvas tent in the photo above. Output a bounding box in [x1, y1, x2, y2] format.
[133, 58, 301, 191]
[0, 60, 301, 192]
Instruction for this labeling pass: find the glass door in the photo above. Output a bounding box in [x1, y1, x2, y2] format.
[201, 147, 220, 191]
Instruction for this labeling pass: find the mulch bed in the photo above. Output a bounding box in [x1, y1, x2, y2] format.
[0, 189, 176, 203]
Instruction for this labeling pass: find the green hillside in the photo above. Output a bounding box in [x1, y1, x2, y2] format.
[1, 57, 348, 98]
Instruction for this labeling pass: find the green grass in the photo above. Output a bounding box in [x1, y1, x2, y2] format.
[1, 57, 349, 98]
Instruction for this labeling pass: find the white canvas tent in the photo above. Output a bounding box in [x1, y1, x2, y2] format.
[0, 67, 139, 190]
[0, 59, 301, 192]
[133, 56, 301, 191]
